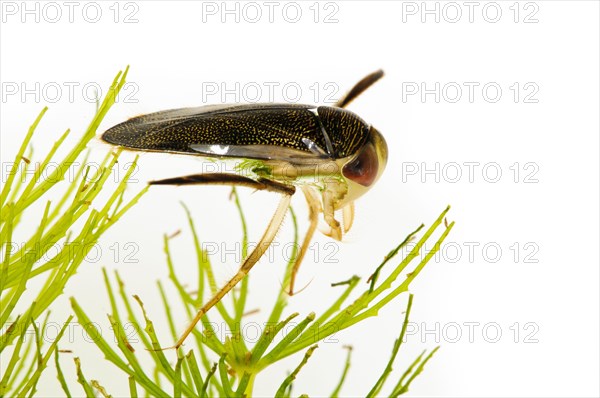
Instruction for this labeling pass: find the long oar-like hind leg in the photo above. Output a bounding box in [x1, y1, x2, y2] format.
[172, 192, 293, 349]
[335, 69, 384, 108]
[288, 186, 322, 295]
[149, 173, 295, 349]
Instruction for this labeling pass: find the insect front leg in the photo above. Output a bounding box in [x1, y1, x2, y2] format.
[172, 191, 293, 349]
[342, 201, 355, 234]
[321, 187, 343, 241]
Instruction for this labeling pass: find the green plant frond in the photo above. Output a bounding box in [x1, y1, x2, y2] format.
[391, 346, 440, 396]
[274, 344, 318, 398]
[0, 66, 155, 397]
[72, 201, 452, 396]
[0, 108, 47, 208]
[54, 348, 72, 398]
[12, 315, 74, 397]
[74, 357, 95, 398]
[128, 376, 138, 398]
[185, 350, 205, 396]
[1, 68, 453, 397]
[330, 345, 352, 398]
[366, 294, 414, 398]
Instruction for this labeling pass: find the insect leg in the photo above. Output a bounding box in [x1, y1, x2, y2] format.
[321, 188, 343, 241]
[150, 173, 296, 195]
[342, 201, 355, 234]
[173, 192, 293, 349]
[288, 186, 322, 295]
[335, 69, 384, 108]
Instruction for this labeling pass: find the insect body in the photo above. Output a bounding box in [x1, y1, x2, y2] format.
[102, 70, 388, 349]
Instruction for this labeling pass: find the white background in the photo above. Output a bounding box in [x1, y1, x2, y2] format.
[1, 1, 599, 397]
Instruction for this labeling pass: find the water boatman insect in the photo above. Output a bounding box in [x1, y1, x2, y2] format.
[102, 70, 388, 349]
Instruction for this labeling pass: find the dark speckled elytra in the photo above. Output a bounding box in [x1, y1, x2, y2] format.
[103, 104, 369, 159]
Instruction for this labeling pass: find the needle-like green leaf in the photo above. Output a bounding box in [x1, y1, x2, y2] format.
[274, 345, 318, 398]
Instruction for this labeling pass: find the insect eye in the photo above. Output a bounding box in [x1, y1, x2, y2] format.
[342, 143, 378, 187]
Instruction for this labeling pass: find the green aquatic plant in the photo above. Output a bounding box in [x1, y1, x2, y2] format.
[0, 67, 454, 397]
[0, 67, 147, 396]
[70, 196, 453, 397]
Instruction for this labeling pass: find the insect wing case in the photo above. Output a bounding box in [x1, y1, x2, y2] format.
[102, 104, 371, 164]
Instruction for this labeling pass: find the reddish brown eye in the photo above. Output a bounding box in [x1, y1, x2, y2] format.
[342, 143, 378, 187]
